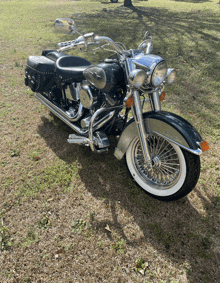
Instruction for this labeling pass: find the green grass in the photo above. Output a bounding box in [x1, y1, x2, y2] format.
[16, 159, 80, 198]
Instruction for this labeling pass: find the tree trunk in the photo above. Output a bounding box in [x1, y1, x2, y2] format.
[124, 0, 133, 7]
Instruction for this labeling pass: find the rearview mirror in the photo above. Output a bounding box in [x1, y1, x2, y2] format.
[138, 39, 153, 54]
[54, 18, 77, 34]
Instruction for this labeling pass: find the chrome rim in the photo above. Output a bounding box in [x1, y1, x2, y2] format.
[132, 135, 181, 190]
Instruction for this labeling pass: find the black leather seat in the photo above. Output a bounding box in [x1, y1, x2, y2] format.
[55, 56, 92, 83]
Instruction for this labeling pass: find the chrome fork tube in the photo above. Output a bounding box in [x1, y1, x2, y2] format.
[149, 90, 161, 112]
[132, 90, 152, 169]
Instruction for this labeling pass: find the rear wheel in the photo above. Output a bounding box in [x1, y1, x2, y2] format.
[126, 135, 200, 201]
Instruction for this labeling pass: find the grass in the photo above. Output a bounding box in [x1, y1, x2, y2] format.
[0, 0, 220, 282]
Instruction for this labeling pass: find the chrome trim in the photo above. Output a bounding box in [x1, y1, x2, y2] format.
[88, 108, 115, 151]
[152, 131, 203, 155]
[125, 58, 136, 79]
[94, 36, 129, 55]
[132, 90, 152, 168]
[35, 93, 87, 135]
[93, 131, 110, 149]
[93, 110, 115, 130]
[133, 61, 150, 71]
[128, 69, 146, 89]
[35, 93, 119, 139]
[150, 90, 161, 112]
[79, 85, 94, 109]
[67, 134, 90, 145]
[114, 117, 203, 160]
[35, 93, 83, 122]
[133, 55, 163, 75]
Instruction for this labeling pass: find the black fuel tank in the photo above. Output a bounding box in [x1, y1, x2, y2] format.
[83, 62, 124, 93]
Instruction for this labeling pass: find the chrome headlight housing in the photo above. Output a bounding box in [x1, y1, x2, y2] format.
[128, 69, 146, 89]
[151, 61, 167, 87]
[166, 68, 176, 84]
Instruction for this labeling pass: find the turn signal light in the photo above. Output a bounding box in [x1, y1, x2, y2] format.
[200, 141, 209, 152]
[159, 91, 166, 101]
[125, 96, 134, 108]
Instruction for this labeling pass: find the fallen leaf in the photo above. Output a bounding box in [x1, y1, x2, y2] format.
[138, 269, 145, 275]
[157, 267, 161, 274]
[105, 224, 112, 232]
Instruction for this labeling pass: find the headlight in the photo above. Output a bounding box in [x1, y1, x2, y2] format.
[128, 69, 146, 89]
[151, 61, 167, 87]
[166, 68, 176, 84]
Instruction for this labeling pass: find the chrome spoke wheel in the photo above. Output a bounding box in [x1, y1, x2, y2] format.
[126, 134, 187, 198]
[133, 135, 181, 189]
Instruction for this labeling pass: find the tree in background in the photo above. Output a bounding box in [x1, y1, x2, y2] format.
[124, 0, 133, 7]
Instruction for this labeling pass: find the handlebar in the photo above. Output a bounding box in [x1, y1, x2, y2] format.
[57, 40, 75, 48]
[94, 36, 125, 55]
[57, 33, 130, 55]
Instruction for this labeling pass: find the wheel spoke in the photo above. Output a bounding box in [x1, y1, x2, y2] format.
[160, 165, 177, 175]
[156, 138, 166, 156]
[161, 163, 179, 171]
[162, 162, 180, 166]
[157, 142, 170, 157]
[132, 134, 182, 190]
[158, 147, 175, 159]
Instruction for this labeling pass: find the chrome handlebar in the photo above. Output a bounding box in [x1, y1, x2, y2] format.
[57, 33, 130, 55]
[94, 35, 128, 55]
[57, 40, 75, 48]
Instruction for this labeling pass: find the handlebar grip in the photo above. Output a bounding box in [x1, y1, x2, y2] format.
[57, 40, 74, 47]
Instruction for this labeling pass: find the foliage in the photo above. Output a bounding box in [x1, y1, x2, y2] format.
[111, 236, 126, 253]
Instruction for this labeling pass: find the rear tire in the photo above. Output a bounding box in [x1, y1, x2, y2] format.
[126, 135, 200, 201]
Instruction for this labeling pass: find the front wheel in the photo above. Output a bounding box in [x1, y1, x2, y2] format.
[126, 135, 200, 201]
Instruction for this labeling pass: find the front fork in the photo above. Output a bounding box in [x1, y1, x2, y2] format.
[131, 89, 161, 169]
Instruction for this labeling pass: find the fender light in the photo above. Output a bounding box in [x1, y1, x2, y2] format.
[199, 141, 209, 152]
[124, 96, 134, 108]
[159, 91, 166, 101]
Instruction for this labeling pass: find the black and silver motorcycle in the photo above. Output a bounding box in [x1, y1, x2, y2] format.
[25, 18, 209, 201]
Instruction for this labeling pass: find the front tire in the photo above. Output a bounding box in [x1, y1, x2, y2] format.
[126, 135, 200, 201]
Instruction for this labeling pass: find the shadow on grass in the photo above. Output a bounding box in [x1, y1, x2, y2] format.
[37, 112, 220, 283]
[71, 5, 219, 136]
[173, 0, 211, 2]
[36, 4, 220, 282]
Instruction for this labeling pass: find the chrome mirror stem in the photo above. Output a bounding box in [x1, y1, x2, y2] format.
[132, 90, 152, 169]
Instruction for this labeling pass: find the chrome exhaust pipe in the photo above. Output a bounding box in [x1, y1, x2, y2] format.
[35, 93, 87, 135]
[35, 92, 83, 122]
[35, 93, 117, 137]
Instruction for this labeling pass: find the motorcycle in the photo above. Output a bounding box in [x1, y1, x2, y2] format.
[24, 18, 209, 201]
